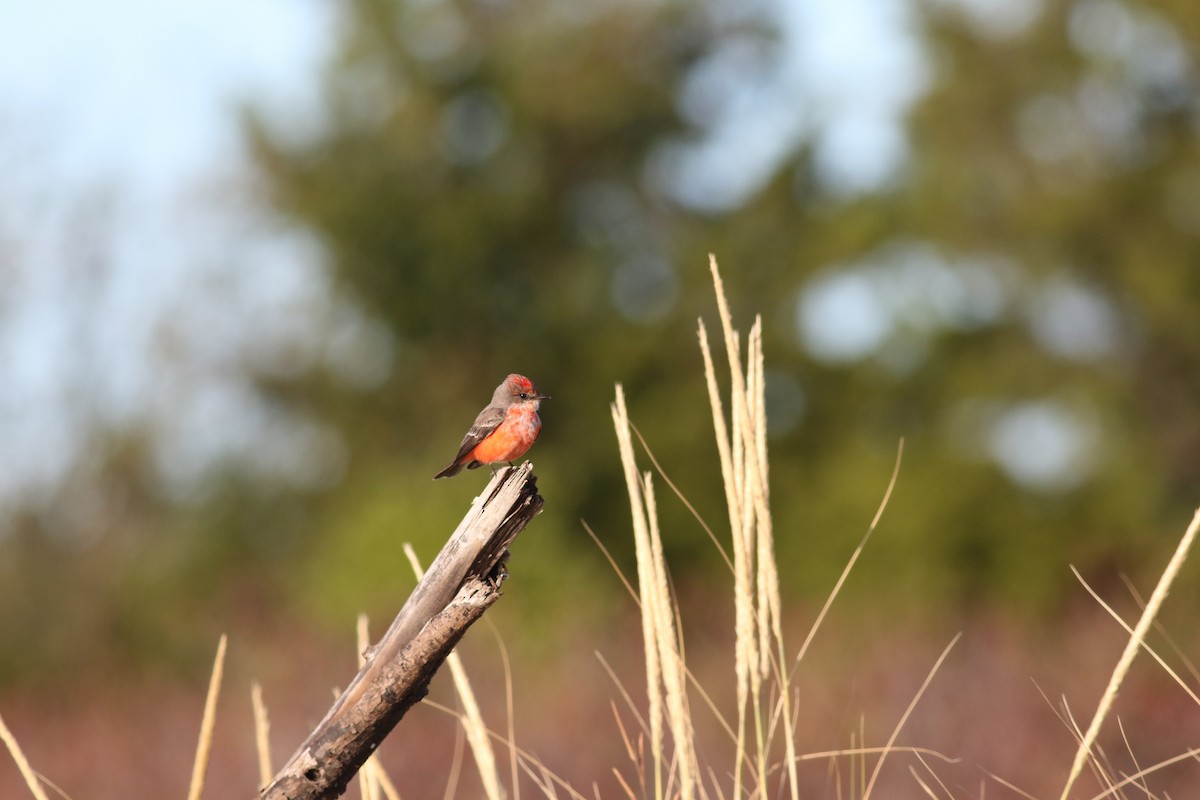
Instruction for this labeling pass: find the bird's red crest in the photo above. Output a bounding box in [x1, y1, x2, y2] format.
[507, 374, 534, 392]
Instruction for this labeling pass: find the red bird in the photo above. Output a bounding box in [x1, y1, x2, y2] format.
[434, 374, 550, 479]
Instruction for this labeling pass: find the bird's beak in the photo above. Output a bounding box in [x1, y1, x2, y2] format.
[539, 393, 551, 401]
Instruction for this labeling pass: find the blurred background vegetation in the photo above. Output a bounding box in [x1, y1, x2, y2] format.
[2, 0, 1200, 795]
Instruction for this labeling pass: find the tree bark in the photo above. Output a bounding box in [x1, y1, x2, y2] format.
[260, 463, 543, 800]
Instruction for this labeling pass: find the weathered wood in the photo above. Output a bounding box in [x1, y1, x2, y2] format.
[261, 463, 543, 800]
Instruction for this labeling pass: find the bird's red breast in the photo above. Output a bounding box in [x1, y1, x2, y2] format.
[468, 405, 542, 464]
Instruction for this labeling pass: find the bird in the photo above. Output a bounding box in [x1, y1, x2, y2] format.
[434, 374, 550, 479]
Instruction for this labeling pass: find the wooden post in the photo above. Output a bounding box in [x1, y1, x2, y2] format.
[261, 463, 543, 800]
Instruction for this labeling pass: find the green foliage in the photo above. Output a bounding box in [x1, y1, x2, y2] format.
[245, 0, 1200, 619]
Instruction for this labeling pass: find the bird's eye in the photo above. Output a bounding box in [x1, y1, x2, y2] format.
[519, 392, 528, 399]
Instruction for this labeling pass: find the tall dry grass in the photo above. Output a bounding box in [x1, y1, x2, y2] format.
[596, 255, 1200, 800]
[4, 256, 1200, 799]
[601, 255, 920, 800]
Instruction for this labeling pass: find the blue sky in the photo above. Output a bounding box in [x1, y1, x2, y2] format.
[0, 0, 340, 504]
[1, 0, 333, 190]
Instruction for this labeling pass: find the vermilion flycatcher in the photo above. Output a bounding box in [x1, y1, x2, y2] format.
[434, 374, 550, 479]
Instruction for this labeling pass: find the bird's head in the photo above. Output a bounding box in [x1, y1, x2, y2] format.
[500, 373, 550, 408]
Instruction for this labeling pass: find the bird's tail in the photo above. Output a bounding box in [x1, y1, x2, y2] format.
[433, 459, 466, 479]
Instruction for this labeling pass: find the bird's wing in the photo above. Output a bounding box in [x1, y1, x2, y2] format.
[450, 405, 507, 463]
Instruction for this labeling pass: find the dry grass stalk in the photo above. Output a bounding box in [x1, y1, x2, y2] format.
[482, 621, 522, 800]
[1071, 567, 1200, 707]
[404, 544, 506, 800]
[697, 319, 755, 792]
[252, 682, 273, 789]
[356, 614, 381, 800]
[419, 697, 589, 800]
[612, 385, 699, 800]
[187, 633, 227, 800]
[1059, 507, 1200, 800]
[643, 472, 700, 800]
[1087, 745, 1200, 800]
[913, 752, 955, 799]
[796, 745, 958, 765]
[788, 441, 902, 680]
[1120, 574, 1200, 686]
[443, 721, 466, 800]
[703, 254, 797, 799]
[862, 633, 961, 800]
[746, 320, 775, 684]
[0, 712, 51, 800]
[374, 767, 403, 800]
[612, 385, 667, 799]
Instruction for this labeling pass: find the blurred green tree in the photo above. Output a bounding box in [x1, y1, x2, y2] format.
[244, 0, 1200, 624]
